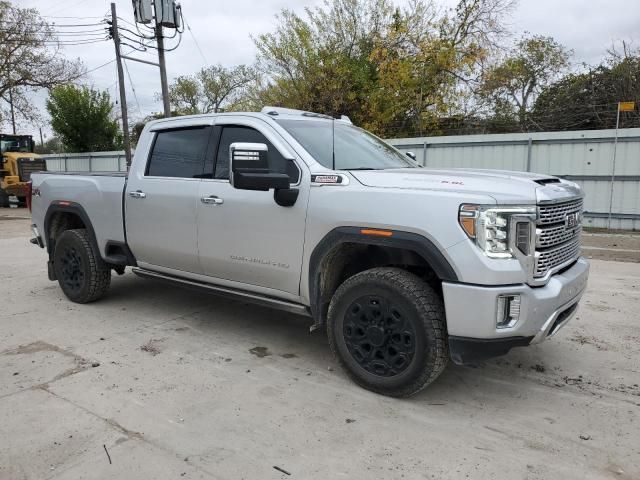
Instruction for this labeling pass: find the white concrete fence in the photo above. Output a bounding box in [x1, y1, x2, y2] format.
[41, 127, 640, 230]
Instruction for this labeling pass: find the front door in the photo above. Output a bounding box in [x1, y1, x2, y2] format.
[197, 121, 308, 296]
[125, 125, 213, 273]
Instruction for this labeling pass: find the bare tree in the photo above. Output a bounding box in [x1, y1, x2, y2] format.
[166, 64, 257, 114]
[0, 1, 85, 128]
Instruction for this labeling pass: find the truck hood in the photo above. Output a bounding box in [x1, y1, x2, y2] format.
[349, 168, 577, 204]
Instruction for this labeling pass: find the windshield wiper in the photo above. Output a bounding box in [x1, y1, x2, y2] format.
[343, 167, 379, 171]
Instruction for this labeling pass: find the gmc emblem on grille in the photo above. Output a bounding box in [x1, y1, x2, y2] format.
[565, 212, 580, 229]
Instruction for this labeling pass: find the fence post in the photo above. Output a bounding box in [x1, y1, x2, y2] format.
[64, 155, 68, 172]
[88, 154, 93, 172]
[423, 141, 428, 166]
[526, 137, 533, 172]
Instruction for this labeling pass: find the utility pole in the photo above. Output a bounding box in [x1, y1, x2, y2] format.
[39, 127, 44, 148]
[129, 0, 180, 118]
[155, 25, 171, 117]
[8, 88, 16, 134]
[608, 101, 636, 229]
[110, 3, 132, 168]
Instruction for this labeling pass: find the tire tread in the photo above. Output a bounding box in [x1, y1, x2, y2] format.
[55, 229, 111, 303]
[327, 267, 448, 397]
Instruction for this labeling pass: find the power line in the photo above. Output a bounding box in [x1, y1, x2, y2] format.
[1, 38, 107, 46]
[123, 59, 141, 113]
[83, 46, 140, 76]
[39, 15, 104, 19]
[184, 15, 207, 65]
[84, 58, 117, 75]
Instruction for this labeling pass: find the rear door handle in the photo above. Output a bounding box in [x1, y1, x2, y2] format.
[201, 195, 224, 205]
[129, 190, 146, 199]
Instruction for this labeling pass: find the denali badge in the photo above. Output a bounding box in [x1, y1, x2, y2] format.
[565, 211, 580, 229]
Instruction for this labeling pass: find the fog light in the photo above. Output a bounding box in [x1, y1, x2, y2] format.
[496, 294, 521, 329]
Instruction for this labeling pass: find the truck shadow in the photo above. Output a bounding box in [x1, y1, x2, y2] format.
[104, 272, 569, 404]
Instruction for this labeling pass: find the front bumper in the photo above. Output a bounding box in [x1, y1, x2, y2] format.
[442, 257, 589, 364]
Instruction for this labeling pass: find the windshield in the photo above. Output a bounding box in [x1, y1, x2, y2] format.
[276, 119, 417, 170]
[0, 136, 33, 154]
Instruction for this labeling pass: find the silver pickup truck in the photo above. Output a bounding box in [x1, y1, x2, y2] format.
[29, 107, 589, 397]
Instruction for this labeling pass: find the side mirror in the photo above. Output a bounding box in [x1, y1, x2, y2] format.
[405, 151, 416, 161]
[230, 142, 290, 191]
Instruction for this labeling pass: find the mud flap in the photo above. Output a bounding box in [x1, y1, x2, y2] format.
[47, 260, 57, 281]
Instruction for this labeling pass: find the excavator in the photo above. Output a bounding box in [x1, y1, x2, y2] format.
[0, 133, 46, 207]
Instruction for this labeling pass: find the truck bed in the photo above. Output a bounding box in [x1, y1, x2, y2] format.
[30, 172, 127, 257]
[35, 171, 128, 177]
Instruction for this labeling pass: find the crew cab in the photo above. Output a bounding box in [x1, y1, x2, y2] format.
[30, 107, 589, 396]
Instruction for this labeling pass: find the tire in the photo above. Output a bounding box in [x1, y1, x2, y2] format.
[0, 189, 9, 208]
[53, 229, 111, 303]
[327, 267, 448, 397]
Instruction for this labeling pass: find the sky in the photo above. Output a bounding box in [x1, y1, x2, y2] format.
[9, 0, 640, 140]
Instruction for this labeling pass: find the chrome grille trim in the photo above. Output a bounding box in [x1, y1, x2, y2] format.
[534, 197, 584, 279]
[534, 235, 581, 277]
[537, 198, 583, 225]
[537, 224, 581, 248]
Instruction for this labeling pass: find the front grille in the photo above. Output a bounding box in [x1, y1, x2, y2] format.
[17, 158, 46, 182]
[537, 198, 583, 224]
[537, 223, 580, 248]
[534, 198, 583, 278]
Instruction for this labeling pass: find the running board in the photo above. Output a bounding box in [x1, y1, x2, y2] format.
[131, 268, 311, 317]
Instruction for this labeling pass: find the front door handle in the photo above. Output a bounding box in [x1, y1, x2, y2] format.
[129, 190, 146, 199]
[201, 195, 224, 205]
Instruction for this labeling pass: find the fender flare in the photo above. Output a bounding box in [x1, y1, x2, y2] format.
[307, 226, 459, 324]
[43, 201, 135, 266]
[44, 201, 98, 257]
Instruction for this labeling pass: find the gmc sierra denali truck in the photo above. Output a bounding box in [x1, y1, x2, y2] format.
[29, 107, 589, 397]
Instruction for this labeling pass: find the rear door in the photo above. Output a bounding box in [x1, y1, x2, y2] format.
[125, 125, 214, 273]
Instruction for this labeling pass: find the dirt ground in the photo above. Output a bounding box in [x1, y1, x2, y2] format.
[1, 209, 639, 479]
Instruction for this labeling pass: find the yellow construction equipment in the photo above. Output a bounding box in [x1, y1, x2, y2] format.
[1, 133, 46, 207]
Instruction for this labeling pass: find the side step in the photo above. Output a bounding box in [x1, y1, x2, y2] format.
[131, 267, 311, 317]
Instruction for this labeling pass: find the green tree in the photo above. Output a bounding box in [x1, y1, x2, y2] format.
[253, 0, 514, 137]
[532, 49, 640, 131]
[0, 1, 84, 128]
[46, 85, 122, 152]
[167, 64, 256, 115]
[34, 135, 63, 154]
[478, 34, 572, 130]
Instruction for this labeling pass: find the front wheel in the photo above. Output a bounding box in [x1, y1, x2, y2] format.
[327, 267, 448, 397]
[53, 229, 111, 303]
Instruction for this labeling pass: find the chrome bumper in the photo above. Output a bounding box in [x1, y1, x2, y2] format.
[442, 257, 589, 340]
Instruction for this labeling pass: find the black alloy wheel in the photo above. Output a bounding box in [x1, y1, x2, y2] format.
[59, 245, 85, 293]
[342, 295, 416, 377]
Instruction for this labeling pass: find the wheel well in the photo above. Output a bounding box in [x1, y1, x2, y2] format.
[315, 242, 442, 326]
[47, 211, 87, 252]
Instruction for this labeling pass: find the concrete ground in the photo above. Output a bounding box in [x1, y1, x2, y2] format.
[1, 209, 639, 480]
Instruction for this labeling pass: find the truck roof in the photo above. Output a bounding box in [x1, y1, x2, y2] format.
[144, 106, 352, 129]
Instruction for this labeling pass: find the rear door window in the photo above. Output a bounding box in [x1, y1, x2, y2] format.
[146, 127, 211, 178]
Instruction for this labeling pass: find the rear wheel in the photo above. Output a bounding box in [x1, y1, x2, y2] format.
[327, 267, 448, 397]
[53, 229, 111, 303]
[0, 189, 9, 208]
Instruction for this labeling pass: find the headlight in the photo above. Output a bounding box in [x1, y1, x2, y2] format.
[459, 204, 536, 258]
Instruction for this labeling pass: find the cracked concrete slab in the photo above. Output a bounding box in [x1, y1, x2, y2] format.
[1, 211, 639, 479]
